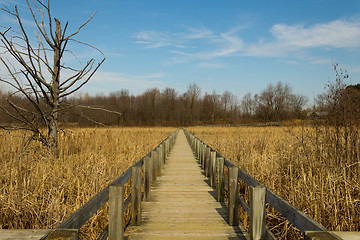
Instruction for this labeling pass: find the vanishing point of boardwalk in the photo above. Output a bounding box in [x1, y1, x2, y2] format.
[125, 130, 248, 240]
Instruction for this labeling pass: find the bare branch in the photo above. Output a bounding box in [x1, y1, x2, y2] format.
[26, 0, 55, 49]
[59, 57, 105, 98]
[65, 11, 97, 40]
[76, 105, 122, 115]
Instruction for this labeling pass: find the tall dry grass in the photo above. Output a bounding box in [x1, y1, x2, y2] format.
[0, 127, 174, 239]
[189, 125, 360, 239]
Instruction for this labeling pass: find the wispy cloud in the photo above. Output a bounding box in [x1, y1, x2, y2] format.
[184, 27, 214, 39]
[84, 71, 166, 94]
[270, 20, 360, 48]
[134, 18, 360, 63]
[310, 59, 332, 65]
[197, 62, 227, 68]
[133, 30, 181, 48]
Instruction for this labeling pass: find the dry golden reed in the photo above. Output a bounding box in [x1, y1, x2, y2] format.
[188, 126, 360, 239]
[0, 127, 174, 238]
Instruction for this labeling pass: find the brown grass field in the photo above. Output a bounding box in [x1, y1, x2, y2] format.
[1, 125, 359, 239]
[188, 125, 360, 239]
[0, 127, 174, 239]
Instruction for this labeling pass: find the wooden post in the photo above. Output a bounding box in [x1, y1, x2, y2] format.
[201, 144, 206, 169]
[158, 145, 164, 175]
[196, 140, 200, 162]
[109, 185, 124, 240]
[250, 185, 266, 240]
[216, 157, 225, 202]
[228, 166, 239, 226]
[144, 156, 151, 201]
[205, 147, 211, 177]
[131, 166, 141, 226]
[151, 150, 157, 184]
[162, 143, 166, 164]
[210, 151, 216, 187]
[165, 140, 169, 160]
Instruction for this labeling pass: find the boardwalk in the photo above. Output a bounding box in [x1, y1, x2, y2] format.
[125, 130, 248, 240]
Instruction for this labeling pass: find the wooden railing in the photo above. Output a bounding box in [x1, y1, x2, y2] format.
[0, 129, 179, 240]
[183, 129, 348, 240]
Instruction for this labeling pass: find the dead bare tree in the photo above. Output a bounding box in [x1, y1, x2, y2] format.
[0, 0, 105, 157]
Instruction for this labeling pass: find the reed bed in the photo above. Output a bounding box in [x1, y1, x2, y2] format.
[188, 125, 360, 239]
[0, 127, 174, 239]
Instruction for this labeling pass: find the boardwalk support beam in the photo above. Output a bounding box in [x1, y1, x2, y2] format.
[250, 185, 266, 240]
[109, 184, 124, 240]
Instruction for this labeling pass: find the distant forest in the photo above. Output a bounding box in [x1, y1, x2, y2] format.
[1, 81, 359, 127]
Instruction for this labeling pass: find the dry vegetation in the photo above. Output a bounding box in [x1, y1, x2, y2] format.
[189, 125, 360, 239]
[0, 127, 174, 238]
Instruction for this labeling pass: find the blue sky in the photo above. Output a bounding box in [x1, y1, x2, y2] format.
[1, 0, 360, 103]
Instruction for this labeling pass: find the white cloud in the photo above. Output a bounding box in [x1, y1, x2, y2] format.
[133, 30, 174, 48]
[270, 20, 360, 48]
[91, 71, 164, 83]
[184, 27, 214, 39]
[310, 59, 332, 65]
[83, 71, 166, 95]
[134, 18, 360, 62]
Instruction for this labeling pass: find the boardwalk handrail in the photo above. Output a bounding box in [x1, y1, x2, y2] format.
[183, 129, 327, 239]
[45, 128, 178, 239]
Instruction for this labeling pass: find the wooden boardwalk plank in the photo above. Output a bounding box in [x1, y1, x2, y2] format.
[125, 130, 248, 240]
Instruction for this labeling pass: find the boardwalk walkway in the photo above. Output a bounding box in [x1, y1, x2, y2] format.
[125, 130, 248, 240]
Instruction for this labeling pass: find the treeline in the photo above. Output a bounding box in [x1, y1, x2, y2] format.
[0, 81, 311, 126]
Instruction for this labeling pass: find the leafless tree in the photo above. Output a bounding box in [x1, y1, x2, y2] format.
[0, 0, 105, 157]
[241, 92, 255, 118]
[183, 83, 201, 124]
[257, 82, 307, 121]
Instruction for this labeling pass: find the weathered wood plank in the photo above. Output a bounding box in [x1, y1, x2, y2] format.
[265, 188, 327, 232]
[0, 229, 78, 240]
[56, 166, 132, 229]
[250, 186, 266, 240]
[228, 166, 239, 226]
[216, 157, 225, 202]
[210, 151, 216, 187]
[144, 156, 151, 202]
[109, 184, 124, 240]
[125, 130, 248, 240]
[131, 165, 142, 226]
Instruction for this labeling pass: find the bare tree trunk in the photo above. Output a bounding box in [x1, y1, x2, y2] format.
[48, 19, 61, 158]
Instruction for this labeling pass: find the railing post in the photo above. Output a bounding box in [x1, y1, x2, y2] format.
[109, 184, 124, 240]
[196, 140, 200, 163]
[202, 144, 206, 169]
[228, 166, 239, 226]
[158, 144, 164, 175]
[165, 140, 169, 160]
[250, 185, 266, 240]
[131, 165, 142, 226]
[216, 157, 225, 202]
[210, 151, 216, 187]
[205, 147, 211, 177]
[144, 156, 151, 201]
[151, 150, 157, 184]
